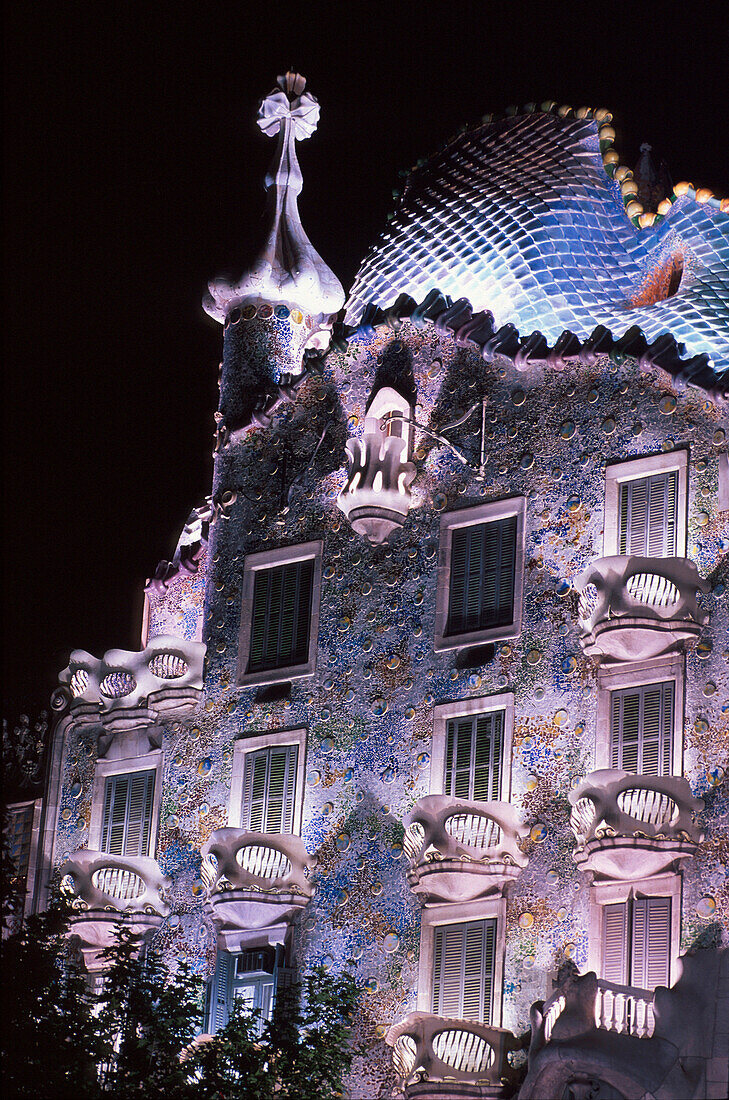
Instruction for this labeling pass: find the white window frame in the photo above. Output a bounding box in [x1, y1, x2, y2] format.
[229, 729, 307, 835]
[589, 872, 682, 988]
[418, 898, 506, 1026]
[238, 540, 323, 688]
[89, 751, 163, 856]
[596, 656, 684, 776]
[604, 450, 688, 557]
[434, 497, 526, 652]
[430, 693, 514, 802]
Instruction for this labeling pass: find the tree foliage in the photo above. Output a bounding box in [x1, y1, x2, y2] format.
[1, 891, 361, 1100]
[0, 901, 105, 1098]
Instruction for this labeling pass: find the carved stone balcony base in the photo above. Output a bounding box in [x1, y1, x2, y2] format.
[407, 860, 522, 904]
[580, 617, 701, 663]
[573, 835, 699, 881]
[206, 890, 309, 951]
[68, 910, 165, 972]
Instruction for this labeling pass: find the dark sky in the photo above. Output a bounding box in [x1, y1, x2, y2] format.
[4, 2, 728, 719]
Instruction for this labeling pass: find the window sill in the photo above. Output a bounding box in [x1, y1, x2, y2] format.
[238, 660, 316, 689]
[434, 621, 520, 653]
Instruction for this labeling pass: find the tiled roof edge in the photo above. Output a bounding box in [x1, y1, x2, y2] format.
[331, 290, 728, 406]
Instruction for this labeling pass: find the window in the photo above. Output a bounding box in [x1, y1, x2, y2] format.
[602, 896, 671, 989]
[618, 472, 677, 557]
[595, 657, 683, 775]
[588, 873, 681, 987]
[432, 919, 496, 1022]
[242, 744, 298, 834]
[6, 803, 35, 879]
[207, 948, 289, 1034]
[100, 770, 155, 857]
[431, 695, 513, 802]
[610, 681, 674, 775]
[238, 542, 322, 686]
[445, 711, 503, 802]
[419, 898, 506, 1026]
[604, 451, 687, 557]
[435, 499, 526, 651]
[229, 729, 306, 833]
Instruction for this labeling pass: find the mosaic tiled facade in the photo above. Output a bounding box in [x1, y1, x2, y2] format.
[24, 75, 729, 1099]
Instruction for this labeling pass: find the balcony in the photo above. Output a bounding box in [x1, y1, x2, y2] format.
[60, 850, 170, 970]
[569, 769, 704, 880]
[522, 953, 729, 1100]
[386, 1012, 520, 1096]
[574, 555, 709, 662]
[201, 829, 316, 950]
[59, 635, 206, 731]
[404, 796, 528, 904]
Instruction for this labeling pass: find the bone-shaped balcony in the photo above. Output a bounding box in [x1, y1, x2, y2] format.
[403, 795, 528, 903]
[574, 555, 709, 663]
[386, 1012, 520, 1093]
[60, 850, 170, 969]
[59, 635, 206, 730]
[200, 829, 316, 950]
[337, 387, 416, 545]
[569, 769, 704, 880]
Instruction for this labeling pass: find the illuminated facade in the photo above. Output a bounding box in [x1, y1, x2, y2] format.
[21, 74, 729, 1098]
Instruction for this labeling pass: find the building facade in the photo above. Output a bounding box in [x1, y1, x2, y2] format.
[21, 74, 729, 1098]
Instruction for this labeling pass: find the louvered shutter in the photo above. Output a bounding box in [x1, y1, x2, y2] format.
[619, 473, 677, 557]
[631, 897, 671, 989]
[101, 771, 155, 857]
[7, 805, 34, 878]
[243, 745, 298, 834]
[208, 951, 231, 1032]
[611, 683, 672, 776]
[447, 517, 517, 636]
[602, 902, 628, 984]
[264, 745, 298, 834]
[248, 559, 314, 672]
[445, 712, 503, 802]
[432, 920, 495, 1022]
[243, 751, 269, 832]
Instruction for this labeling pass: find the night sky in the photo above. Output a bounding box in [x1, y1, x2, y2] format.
[4, 3, 728, 720]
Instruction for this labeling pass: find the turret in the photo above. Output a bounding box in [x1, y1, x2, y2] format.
[204, 72, 344, 437]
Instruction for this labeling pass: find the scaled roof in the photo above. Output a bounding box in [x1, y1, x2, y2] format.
[345, 108, 729, 394]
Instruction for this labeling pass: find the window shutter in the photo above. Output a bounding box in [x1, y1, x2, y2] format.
[447, 517, 517, 636]
[7, 805, 34, 878]
[611, 690, 640, 774]
[602, 902, 628, 985]
[101, 772, 155, 857]
[611, 683, 673, 776]
[209, 951, 231, 1032]
[125, 771, 155, 857]
[445, 713, 504, 802]
[102, 775, 128, 856]
[243, 751, 269, 832]
[619, 473, 677, 557]
[432, 920, 495, 1022]
[631, 897, 671, 989]
[243, 745, 298, 834]
[248, 559, 314, 673]
[264, 745, 298, 834]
